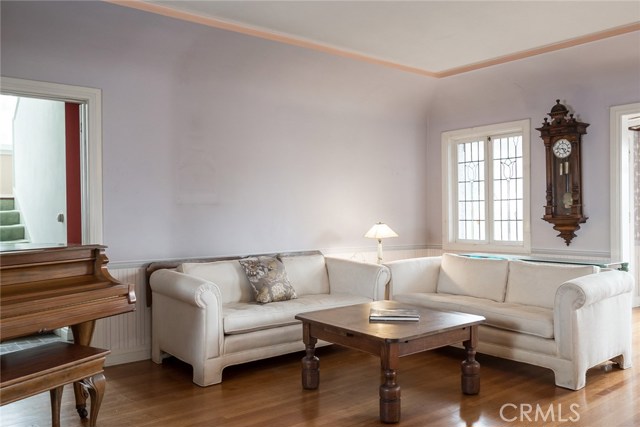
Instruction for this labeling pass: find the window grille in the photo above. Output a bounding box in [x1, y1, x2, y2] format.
[491, 134, 523, 242]
[443, 119, 530, 252]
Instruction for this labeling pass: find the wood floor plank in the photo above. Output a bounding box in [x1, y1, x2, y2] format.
[1, 308, 638, 426]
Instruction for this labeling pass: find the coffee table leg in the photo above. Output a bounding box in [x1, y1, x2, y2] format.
[380, 345, 401, 423]
[461, 325, 480, 395]
[301, 323, 319, 390]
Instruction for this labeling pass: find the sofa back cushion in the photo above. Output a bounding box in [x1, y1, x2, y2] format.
[386, 256, 441, 295]
[280, 254, 330, 296]
[436, 253, 509, 302]
[178, 260, 252, 304]
[505, 260, 599, 309]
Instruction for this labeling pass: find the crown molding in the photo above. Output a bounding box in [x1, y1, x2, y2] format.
[106, 1, 640, 79]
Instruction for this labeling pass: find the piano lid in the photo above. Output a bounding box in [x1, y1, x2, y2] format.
[0, 245, 136, 342]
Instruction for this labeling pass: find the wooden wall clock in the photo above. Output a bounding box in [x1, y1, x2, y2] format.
[536, 100, 589, 245]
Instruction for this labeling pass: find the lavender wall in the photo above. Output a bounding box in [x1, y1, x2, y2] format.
[2, 1, 639, 262]
[1, 1, 436, 262]
[426, 31, 640, 255]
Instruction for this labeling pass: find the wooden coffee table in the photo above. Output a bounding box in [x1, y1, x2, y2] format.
[295, 300, 485, 424]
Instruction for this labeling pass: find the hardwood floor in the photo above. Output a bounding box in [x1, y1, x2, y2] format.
[1, 309, 638, 426]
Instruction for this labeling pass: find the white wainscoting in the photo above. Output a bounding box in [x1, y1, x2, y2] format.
[328, 246, 441, 263]
[91, 266, 151, 366]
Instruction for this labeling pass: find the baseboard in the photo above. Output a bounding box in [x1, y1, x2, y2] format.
[104, 345, 150, 367]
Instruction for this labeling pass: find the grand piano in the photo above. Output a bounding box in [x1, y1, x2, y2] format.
[0, 244, 136, 416]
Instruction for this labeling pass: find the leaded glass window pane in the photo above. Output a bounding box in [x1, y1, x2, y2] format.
[456, 140, 485, 241]
[492, 135, 523, 242]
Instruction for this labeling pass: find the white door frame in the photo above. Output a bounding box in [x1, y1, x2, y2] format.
[610, 102, 640, 307]
[1, 76, 103, 244]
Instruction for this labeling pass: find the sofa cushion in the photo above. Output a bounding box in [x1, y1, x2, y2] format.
[239, 256, 297, 304]
[385, 256, 441, 295]
[393, 292, 554, 339]
[436, 253, 509, 302]
[505, 260, 599, 309]
[223, 293, 371, 334]
[223, 324, 304, 354]
[178, 260, 252, 304]
[477, 325, 557, 356]
[280, 254, 330, 296]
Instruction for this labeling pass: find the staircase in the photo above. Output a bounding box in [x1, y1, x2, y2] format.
[0, 197, 27, 242]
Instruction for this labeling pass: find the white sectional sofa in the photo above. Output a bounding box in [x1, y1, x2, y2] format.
[147, 251, 390, 386]
[384, 253, 634, 390]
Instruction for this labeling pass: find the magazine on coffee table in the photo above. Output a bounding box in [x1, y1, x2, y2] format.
[369, 307, 420, 322]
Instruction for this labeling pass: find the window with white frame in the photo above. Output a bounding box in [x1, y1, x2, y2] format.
[442, 119, 530, 253]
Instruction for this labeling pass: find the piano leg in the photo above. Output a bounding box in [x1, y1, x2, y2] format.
[71, 321, 96, 418]
[50, 385, 64, 427]
[82, 372, 106, 427]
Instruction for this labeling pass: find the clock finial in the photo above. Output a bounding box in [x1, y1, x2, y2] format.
[549, 100, 569, 124]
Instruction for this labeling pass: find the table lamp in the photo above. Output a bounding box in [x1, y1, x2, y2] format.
[364, 222, 398, 264]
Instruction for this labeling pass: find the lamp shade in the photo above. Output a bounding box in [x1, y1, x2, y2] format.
[364, 222, 398, 240]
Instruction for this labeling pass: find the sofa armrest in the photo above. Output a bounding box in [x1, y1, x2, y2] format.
[384, 256, 442, 298]
[556, 270, 634, 310]
[325, 257, 390, 300]
[554, 270, 634, 362]
[150, 269, 224, 361]
[150, 269, 222, 308]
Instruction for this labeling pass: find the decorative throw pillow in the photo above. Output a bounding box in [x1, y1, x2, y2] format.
[238, 256, 297, 304]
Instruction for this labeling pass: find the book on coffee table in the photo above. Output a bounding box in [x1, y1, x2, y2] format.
[369, 307, 420, 322]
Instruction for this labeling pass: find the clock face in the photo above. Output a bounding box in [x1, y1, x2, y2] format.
[552, 138, 572, 158]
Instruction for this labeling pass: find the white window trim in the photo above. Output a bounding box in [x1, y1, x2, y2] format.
[442, 119, 531, 254]
[1, 76, 103, 244]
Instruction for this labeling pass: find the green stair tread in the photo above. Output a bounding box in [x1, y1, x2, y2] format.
[0, 224, 25, 241]
[0, 198, 16, 211]
[0, 210, 21, 225]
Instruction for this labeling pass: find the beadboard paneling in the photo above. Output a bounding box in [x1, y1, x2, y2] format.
[92, 266, 151, 366]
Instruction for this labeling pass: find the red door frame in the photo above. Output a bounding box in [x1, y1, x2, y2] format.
[65, 103, 81, 244]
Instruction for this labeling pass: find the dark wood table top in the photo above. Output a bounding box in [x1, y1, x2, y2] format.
[295, 300, 485, 343]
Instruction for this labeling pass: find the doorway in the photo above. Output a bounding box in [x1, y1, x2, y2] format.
[0, 76, 103, 248]
[0, 95, 82, 246]
[611, 103, 640, 307]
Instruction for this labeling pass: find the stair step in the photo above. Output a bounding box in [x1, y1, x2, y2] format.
[0, 198, 16, 211]
[0, 210, 20, 225]
[0, 224, 25, 241]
